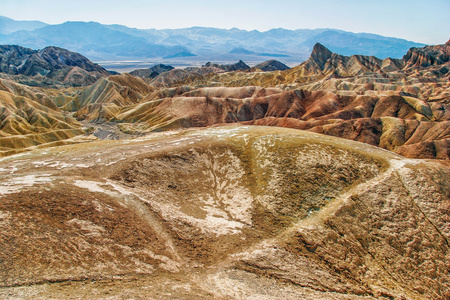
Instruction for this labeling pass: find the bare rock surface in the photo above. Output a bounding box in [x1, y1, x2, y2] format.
[0, 125, 448, 299]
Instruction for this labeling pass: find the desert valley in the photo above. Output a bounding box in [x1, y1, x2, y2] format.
[0, 14, 449, 299]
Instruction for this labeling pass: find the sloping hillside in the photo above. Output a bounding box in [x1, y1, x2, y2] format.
[0, 126, 448, 299]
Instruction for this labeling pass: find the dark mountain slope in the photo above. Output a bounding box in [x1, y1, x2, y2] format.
[254, 60, 290, 71]
[0, 45, 110, 86]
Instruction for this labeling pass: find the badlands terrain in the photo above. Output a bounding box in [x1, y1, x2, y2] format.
[1, 41, 450, 159]
[0, 40, 449, 299]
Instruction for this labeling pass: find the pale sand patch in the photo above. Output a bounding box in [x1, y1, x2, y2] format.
[0, 174, 52, 196]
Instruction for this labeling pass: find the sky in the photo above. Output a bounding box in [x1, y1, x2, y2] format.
[2, 0, 449, 45]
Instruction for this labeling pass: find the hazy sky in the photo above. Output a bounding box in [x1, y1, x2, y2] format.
[2, 0, 449, 44]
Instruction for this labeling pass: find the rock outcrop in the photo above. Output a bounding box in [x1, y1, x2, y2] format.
[0, 126, 448, 299]
[403, 41, 450, 68]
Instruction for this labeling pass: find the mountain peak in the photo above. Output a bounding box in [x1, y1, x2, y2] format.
[446, 39, 450, 46]
[310, 43, 333, 69]
[312, 43, 332, 55]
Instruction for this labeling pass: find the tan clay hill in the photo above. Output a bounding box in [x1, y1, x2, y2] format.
[0, 126, 449, 299]
[0, 78, 87, 156]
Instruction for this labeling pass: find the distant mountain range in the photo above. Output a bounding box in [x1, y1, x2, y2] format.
[0, 16, 47, 34]
[0, 16, 426, 66]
